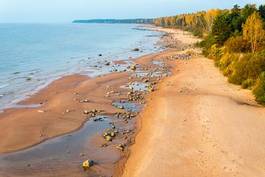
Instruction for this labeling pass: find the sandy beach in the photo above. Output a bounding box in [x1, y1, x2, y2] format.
[121, 28, 265, 177]
[1, 26, 265, 177]
[0, 26, 189, 176]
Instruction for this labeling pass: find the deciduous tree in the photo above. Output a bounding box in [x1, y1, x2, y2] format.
[243, 12, 265, 53]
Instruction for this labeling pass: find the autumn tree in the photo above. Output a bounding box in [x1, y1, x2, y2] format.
[243, 12, 265, 53]
[204, 9, 222, 32]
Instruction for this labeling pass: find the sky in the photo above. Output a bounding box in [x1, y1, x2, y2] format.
[0, 0, 265, 23]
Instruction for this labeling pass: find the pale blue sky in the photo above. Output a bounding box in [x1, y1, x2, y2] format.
[0, 0, 264, 23]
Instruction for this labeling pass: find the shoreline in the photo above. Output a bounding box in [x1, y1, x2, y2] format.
[0, 26, 198, 177]
[0, 51, 169, 176]
[0, 24, 163, 112]
[0, 26, 191, 154]
[0, 26, 201, 177]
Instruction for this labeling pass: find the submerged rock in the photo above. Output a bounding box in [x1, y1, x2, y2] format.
[132, 48, 140, 51]
[26, 77, 32, 81]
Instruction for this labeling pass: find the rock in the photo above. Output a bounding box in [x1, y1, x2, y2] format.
[80, 99, 89, 103]
[38, 110, 45, 113]
[65, 109, 70, 113]
[116, 144, 125, 151]
[26, 77, 32, 81]
[91, 112, 96, 117]
[118, 105, 124, 109]
[148, 86, 154, 92]
[143, 79, 149, 83]
[105, 62, 110, 66]
[93, 117, 104, 122]
[83, 110, 89, 114]
[110, 131, 115, 137]
[103, 132, 109, 137]
[130, 64, 137, 71]
[105, 135, 112, 141]
[101, 143, 108, 147]
[82, 160, 94, 171]
[132, 48, 140, 52]
[98, 54, 102, 56]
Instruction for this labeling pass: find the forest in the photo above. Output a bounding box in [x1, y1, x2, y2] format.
[154, 4, 265, 104]
[73, 19, 154, 24]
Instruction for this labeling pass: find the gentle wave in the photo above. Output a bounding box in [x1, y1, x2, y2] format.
[0, 23, 163, 110]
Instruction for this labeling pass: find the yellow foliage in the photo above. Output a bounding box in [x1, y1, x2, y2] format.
[243, 11, 265, 53]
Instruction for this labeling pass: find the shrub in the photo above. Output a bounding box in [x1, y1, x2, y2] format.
[218, 52, 239, 76]
[242, 79, 255, 89]
[228, 53, 252, 84]
[253, 72, 265, 104]
[228, 51, 265, 85]
[199, 35, 217, 55]
[208, 44, 224, 60]
[224, 36, 250, 53]
[191, 28, 203, 37]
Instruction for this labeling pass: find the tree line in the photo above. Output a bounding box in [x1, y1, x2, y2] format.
[154, 4, 265, 104]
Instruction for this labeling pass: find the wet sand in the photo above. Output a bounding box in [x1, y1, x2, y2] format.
[0, 27, 184, 176]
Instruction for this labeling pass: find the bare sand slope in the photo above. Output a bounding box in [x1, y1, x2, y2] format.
[122, 55, 265, 177]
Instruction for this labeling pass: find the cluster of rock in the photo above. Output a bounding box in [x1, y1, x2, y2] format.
[116, 112, 136, 122]
[103, 128, 118, 142]
[168, 53, 192, 60]
[127, 91, 144, 102]
[83, 109, 103, 117]
[80, 59, 171, 173]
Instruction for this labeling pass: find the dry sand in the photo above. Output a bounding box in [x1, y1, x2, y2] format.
[121, 28, 265, 177]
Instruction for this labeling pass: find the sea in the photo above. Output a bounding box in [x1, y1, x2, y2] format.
[0, 23, 163, 111]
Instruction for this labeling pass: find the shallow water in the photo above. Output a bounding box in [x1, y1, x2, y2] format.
[112, 101, 142, 112]
[121, 82, 150, 92]
[0, 116, 119, 177]
[0, 23, 163, 110]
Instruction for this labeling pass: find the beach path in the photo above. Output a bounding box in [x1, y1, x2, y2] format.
[121, 30, 265, 177]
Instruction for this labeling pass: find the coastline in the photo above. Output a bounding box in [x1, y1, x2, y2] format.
[0, 26, 196, 177]
[3, 25, 264, 177]
[0, 23, 163, 112]
[0, 26, 190, 154]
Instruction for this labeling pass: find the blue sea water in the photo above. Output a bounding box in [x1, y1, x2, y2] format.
[0, 23, 163, 110]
